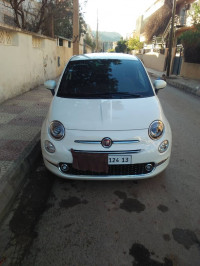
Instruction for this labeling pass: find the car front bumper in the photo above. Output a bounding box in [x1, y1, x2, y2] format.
[41, 120, 172, 180]
[43, 157, 170, 180]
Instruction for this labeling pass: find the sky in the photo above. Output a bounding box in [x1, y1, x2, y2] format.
[80, 0, 155, 38]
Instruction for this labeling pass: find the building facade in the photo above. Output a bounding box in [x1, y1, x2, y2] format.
[136, 0, 197, 44]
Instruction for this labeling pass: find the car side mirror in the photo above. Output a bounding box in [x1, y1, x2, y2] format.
[44, 80, 57, 96]
[154, 80, 167, 94]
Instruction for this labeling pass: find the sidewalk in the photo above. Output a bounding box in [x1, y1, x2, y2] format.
[0, 71, 199, 223]
[0, 85, 52, 222]
[146, 67, 200, 97]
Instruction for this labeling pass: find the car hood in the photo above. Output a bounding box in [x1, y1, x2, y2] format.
[47, 96, 164, 131]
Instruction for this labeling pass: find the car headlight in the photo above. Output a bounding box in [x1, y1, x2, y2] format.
[49, 120, 65, 140]
[149, 120, 164, 140]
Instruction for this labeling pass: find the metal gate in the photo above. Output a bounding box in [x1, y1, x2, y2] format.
[172, 45, 183, 75]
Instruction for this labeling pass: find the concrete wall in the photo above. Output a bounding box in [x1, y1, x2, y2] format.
[78, 44, 93, 54]
[0, 23, 73, 103]
[137, 48, 179, 75]
[137, 51, 166, 72]
[85, 44, 92, 54]
[181, 62, 200, 80]
[137, 48, 200, 80]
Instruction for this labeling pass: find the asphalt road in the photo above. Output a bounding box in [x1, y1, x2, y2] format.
[0, 82, 200, 266]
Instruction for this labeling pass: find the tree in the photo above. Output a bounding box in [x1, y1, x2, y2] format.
[45, 0, 87, 39]
[179, 0, 200, 63]
[3, 0, 49, 32]
[108, 48, 115, 53]
[179, 25, 200, 63]
[115, 38, 128, 53]
[179, 27, 200, 63]
[3, 0, 87, 39]
[189, 0, 200, 25]
[127, 36, 143, 51]
[43, 0, 74, 38]
[84, 33, 95, 51]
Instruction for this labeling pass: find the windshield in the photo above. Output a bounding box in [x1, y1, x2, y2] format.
[57, 59, 154, 99]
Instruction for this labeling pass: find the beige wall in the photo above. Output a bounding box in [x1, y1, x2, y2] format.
[180, 62, 200, 80]
[138, 51, 166, 72]
[85, 44, 92, 54]
[0, 24, 73, 103]
[137, 48, 200, 80]
[137, 49, 179, 75]
[79, 43, 92, 55]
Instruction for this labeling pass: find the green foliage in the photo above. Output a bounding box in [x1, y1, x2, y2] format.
[179, 25, 200, 63]
[179, 1, 200, 63]
[43, 0, 87, 39]
[115, 39, 128, 53]
[52, 0, 73, 38]
[84, 33, 96, 51]
[7, 0, 87, 39]
[189, 0, 200, 25]
[108, 49, 115, 53]
[127, 37, 143, 50]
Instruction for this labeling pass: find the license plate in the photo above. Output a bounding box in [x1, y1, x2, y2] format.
[108, 155, 132, 165]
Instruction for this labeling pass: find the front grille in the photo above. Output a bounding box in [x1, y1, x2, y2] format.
[64, 163, 155, 176]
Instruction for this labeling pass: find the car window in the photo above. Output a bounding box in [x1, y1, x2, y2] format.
[57, 59, 154, 99]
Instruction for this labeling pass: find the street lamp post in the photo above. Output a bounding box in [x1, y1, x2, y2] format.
[166, 0, 177, 77]
[96, 9, 99, 52]
[73, 0, 79, 55]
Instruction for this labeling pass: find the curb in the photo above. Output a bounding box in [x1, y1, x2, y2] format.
[166, 79, 200, 97]
[148, 71, 200, 97]
[0, 133, 41, 224]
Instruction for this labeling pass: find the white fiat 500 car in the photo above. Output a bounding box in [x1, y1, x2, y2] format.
[41, 53, 172, 180]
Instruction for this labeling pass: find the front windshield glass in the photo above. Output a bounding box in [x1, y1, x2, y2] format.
[57, 59, 154, 99]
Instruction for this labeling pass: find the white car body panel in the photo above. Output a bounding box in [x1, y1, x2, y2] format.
[41, 53, 172, 180]
[48, 97, 164, 131]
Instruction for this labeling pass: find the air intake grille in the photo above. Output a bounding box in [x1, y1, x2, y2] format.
[64, 163, 155, 176]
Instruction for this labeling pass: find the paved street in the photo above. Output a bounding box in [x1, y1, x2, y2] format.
[0, 82, 200, 266]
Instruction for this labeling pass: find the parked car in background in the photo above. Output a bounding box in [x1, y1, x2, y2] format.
[41, 53, 172, 180]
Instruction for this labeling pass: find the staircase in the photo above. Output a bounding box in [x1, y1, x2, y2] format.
[162, 17, 172, 41]
[162, 15, 179, 42]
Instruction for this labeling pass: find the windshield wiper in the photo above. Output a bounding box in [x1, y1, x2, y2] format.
[57, 92, 142, 99]
[57, 93, 99, 98]
[110, 92, 142, 98]
[83, 92, 142, 98]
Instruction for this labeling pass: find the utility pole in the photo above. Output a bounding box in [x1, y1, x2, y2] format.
[166, 0, 177, 76]
[96, 9, 99, 52]
[73, 0, 79, 55]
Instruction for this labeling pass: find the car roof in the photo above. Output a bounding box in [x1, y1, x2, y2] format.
[70, 53, 139, 62]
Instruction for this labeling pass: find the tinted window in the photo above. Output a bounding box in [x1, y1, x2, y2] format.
[57, 59, 154, 99]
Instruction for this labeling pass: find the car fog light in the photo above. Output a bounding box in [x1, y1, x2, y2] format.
[145, 163, 154, 172]
[60, 163, 69, 173]
[45, 140, 56, 153]
[158, 140, 169, 153]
